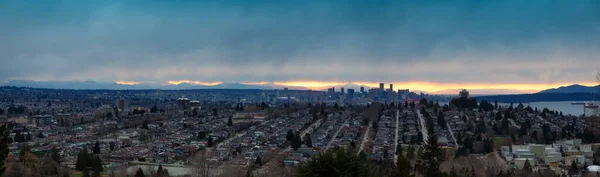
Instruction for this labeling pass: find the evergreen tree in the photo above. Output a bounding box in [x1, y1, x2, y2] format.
[109, 141, 115, 151]
[227, 117, 233, 126]
[76, 148, 90, 171]
[52, 147, 61, 163]
[157, 164, 164, 175]
[286, 130, 294, 142]
[93, 141, 101, 154]
[0, 125, 10, 175]
[390, 155, 414, 177]
[304, 133, 313, 147]
[197, 132, 206, 140]
[255, 156, 263, 166]
[523, 159, 533, 172]
[135, 168, 145, 177]
[141, 120, 149, 130]
[571, 160, 579, 174]
[92, 156, 103, 173]
[420, 129, 442, 177]
[207, 137, 214, 147]
[293, 132, 302, 150]
[296, 148, 374, 177]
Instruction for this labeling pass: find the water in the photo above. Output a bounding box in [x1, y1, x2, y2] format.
[498, 101, 593, 116]
[438, 101, 595, 116]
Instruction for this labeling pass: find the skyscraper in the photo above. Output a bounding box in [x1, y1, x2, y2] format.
[379, 83, 384, 91]
[360, 87, 365, 93]
[389, 84, 393, 91]
[341, 87, 345, 94]
[347, 89, 355, 101]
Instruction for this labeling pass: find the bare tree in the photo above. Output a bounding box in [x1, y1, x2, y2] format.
[189, 151, 212, 177]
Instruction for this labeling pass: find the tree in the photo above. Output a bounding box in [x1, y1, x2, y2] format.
[207, 137, 214, 147]
[0, 125, 10, 175]
[255, 156, 263, 166]
[197, 132, 206, 140]
[523, 159, 532, 172]
[571, 160, 579, 174]
[91, 156, 103, 174]
[76, 149, 89, 171]
[296, 148, 374, 177]
[150, 105, 158, 113]
[304, 133, 313, 147]
[212, 108, 218, 116]
[293, 132, 302, 150]
[420, 128, 442, 177]
[109, 141, 115, 151]
[52, 147, 61, 164]
[141, 120, 149, 130]
[135, 168, 145, 177]
[93, 141, 101, 154]
[390, 155, 414, 177]
[227, 117, 233, 126]
[286, 130, 294, 142]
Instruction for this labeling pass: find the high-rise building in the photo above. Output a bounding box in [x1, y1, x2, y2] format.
[379, 83, 384, 91]
[389, 84, 393, 91]
[332, 87, 335, 93]
[341, 87, 345, 94]
[360, 87, 365, 93]
[177, 97, 190, 109]
[347, 89, 355, 101]
[116, 98, 130, 112]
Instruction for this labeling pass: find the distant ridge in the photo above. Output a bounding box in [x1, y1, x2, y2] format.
[0, 80, 305, 90]
[538, 84, 600, 94]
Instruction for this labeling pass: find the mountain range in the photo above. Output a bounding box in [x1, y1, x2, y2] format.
[538, 84, 600, 94]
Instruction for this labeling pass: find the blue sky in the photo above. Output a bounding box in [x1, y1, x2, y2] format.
[1, 0, 599, 88]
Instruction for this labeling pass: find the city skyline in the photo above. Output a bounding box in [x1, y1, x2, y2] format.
[1, 1, 600, 93]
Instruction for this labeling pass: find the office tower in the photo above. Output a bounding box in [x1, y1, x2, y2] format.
[379, 83, 384, 91]
[360, 87, 365, 93]
[332, 87, 335, 93]
[389, 84, 393, 91]
[341, 87, 345, 94]
[347, 89, 355, 101]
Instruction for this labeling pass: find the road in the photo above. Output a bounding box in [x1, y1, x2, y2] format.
[508, 119, 521, 129]
[356, 121, 372, 156]
[325, 113, 351, 151]
[417, 111, 429, 143]
[217, 120, 271, 148]
[393, 109, 400, 164]
[445, 118, 458, 147]
[536, 115, 559, 128]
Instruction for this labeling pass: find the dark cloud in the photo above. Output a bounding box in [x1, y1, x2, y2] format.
[1, 0, 599, 83]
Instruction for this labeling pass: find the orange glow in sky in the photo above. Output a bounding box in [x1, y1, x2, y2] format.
[272, 81, 598, 93]
[273, 81, 347, 89]
[240, 82, 270, 85]
[166, 80, 222, 86]
[115, 81, 141, 85]
[115, 80, 597, 93]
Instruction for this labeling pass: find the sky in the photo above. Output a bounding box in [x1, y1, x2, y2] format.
[1, 0, 600, 92]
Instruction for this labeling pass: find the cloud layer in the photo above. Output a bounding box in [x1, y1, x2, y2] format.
[1, 0, 600, 86]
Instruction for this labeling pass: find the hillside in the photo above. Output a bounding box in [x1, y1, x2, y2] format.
[538, 84, 600, 94]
